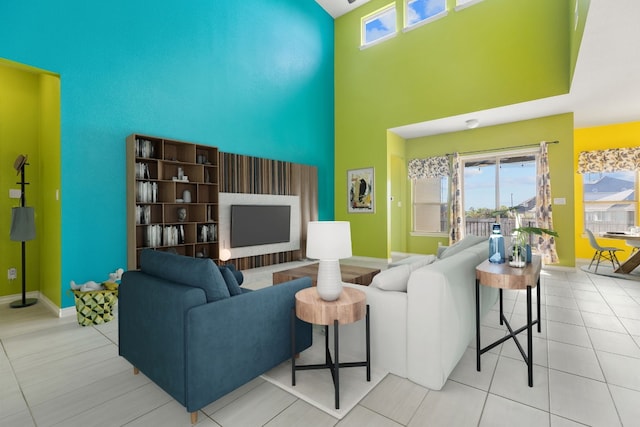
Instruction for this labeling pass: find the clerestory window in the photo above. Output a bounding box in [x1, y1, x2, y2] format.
[405, 0, 447, 30]
[361, 3, 397, 48]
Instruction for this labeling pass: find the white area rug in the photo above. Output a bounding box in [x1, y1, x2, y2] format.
[261, 330, 388, 419]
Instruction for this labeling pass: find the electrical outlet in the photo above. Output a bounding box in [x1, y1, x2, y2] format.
[8, 268, 17, 280]
[9, 189, 21, 199]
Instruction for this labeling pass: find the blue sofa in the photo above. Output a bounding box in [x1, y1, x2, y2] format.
[118, 250, 312, 424]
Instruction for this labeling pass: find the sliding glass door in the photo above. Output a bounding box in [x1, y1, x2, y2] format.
[462, 151, 537, 237]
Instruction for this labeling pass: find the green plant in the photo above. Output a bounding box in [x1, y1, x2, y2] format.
[492, 207, 559, 240]
[492, 206, 559, 265]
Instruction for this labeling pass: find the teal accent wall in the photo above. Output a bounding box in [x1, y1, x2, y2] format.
[0, 0, 334, 308]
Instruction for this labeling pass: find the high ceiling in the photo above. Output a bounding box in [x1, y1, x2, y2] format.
[315, 0, 640, 138]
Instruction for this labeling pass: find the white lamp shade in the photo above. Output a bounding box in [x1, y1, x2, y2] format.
[306, 221, 352, 260]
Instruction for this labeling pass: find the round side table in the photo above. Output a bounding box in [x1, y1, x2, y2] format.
[291, 287, 370, 409]
[475, 256, 542, 387]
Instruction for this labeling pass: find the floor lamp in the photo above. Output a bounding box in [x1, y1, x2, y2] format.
[10, 154, 37, 308]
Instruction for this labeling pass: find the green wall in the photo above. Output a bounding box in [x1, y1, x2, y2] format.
[38, 73, 62, 306]
[404, 114, 575, 266]
[335, 0, 574, 258]
[0, 61, 61, 304]
[387, 131, 407, 254]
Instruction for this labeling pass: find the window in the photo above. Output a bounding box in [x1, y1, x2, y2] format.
[583, 171, 637, 234]
[405, 0, 446, 29]
[361, 4, 397, 47]
[413, 176, 448, 233]
[462, 151, 537, 237]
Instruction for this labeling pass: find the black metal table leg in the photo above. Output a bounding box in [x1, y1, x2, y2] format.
[527, 285, 533, 387]
[366, 304, 371, 381]
[334, 319, 339, 409]
[537, 276, 541, 333]
[291, 308, 296, 386]
[499, 288, 504, 325]
[476, 278, 481, 372]
[325, 325, 330, 365]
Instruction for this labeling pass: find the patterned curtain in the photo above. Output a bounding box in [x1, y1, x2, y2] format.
[449, 153, 463, 244]
[408, 156, 450, 179]
[536, 142, 559, 264]
[577, 147, 640, 173]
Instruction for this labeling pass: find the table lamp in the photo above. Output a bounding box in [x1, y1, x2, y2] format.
[306, 221, 352, 301]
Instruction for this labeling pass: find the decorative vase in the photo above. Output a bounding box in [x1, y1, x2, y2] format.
[509, 245, 527, 268]
[177, 207, 187, 222]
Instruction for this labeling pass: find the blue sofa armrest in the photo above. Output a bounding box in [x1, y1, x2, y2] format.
[118, 270, 207, 407]
[183, 277, 312, 412]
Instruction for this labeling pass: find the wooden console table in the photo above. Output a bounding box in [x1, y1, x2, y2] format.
[274, 263, 379, 286]
[475, 256, 542, 387]
[291, 287, 370, 409]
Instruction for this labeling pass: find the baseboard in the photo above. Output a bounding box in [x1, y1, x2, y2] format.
[0, 291, 76, 318]
[0, 291, 39, 305]
[40, 293, 77, 318]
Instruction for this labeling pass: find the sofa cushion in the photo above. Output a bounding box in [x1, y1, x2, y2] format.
[438, 235, 487, 259]
[220, 266, 243, 296]
[230, 265, 244, 286]
[220, 264, 244, 286]
[408, 254, 437, 270]
[389, 254, 436, 270]
[140, 250, 230, 302]
[371, 264, 412, 292]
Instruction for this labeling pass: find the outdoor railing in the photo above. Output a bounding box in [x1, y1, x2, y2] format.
[464, 219, 537, 244]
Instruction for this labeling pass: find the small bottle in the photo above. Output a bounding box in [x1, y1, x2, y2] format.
[489, 223, 505, 263]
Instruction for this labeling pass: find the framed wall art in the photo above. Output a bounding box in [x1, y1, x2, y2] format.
[348, 167, 375, 213]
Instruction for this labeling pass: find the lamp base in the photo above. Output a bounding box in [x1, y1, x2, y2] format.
[10, 297, 37, 308]
[316, 259, 343, 301]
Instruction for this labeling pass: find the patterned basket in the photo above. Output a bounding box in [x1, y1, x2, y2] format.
[72, 289, 118, 326]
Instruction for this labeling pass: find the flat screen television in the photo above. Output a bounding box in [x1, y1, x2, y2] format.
[230, 205, 291, 248]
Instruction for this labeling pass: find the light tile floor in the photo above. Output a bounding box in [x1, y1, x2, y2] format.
[1, 261, 640, 426]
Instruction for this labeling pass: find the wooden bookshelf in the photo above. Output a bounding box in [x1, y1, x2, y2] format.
[126, 134, 219, 269]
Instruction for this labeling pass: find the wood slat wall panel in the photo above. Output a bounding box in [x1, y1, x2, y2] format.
[219, 152, 317, 270]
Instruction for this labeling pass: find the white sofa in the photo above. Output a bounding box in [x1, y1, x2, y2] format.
[336, 237, 498, 391]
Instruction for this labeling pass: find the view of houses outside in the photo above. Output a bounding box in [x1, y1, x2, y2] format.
[583, 171, 636, 233]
